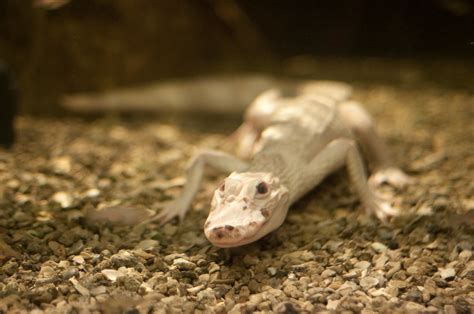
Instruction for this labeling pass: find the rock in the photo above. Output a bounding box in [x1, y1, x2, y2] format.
[2, 260, 19, 276]
[69, 277, 89, 296]
[121, 275, 142, 292]
[283, 284, 302, 298]
[406, 288, 423, 303]
[370, 288, 392, 298]
[458, 250, 472, 262]
[275, 301, 299, 314]
[187, 285, 205, 295]
[327, 299, 340, 311]
[163, 224, 178, 236]
[243, 255, 259, 267]
[134, 239, 159, 251]
[267, 267, 277, 276]
[354, 260, 371, 270]
[360, 276, 379, 289]
[444, 304, 456, 314]
[84, 188, 100, 198]
[371, 242, 388, 253]
[48, 241, 66, 257]
[67, 240, 84, 255]
[238, 285, 251, 302]
[374, 254, 389, 269]
[208, 262, 220, 273]
[454, 298, 471, 314]
[321, 269, 336, 278]
[173, 258, 196, 271]
[29, 284, 58, 304]
[52, 191, 74, 209]
[409, 151, 446, 172]
[337, 281, 359, 296]
[101, 269, 124, 282]
[61, 267, 79, 280]
[389, 280, 409, 289]
[0, 239, 20, 260]
[248, 280, 260, 294]
[51, 156, 72, 174]
[407, 265, 421, 276]
[342, 271, 358, 279]
[246, 294, 263, 311]
[196, 288, 216, 304]
[38, 265, 56, 280]
[72, 255, 85, 265]
[440, 268, 456, 281]
[386, 262, 401, 279]
[90, 285, 107, 296]
[405, 301, 426, 312]
[164, 253, 187, 263]
[323, 240, 343, 253]
[110, 250, 137, 267]
[138, 282, 153, 295]
[281, 250, 315, 263]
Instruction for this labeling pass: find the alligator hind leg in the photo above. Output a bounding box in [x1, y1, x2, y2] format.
[227, 122, 260, 159]
[228, 89, 282, 159]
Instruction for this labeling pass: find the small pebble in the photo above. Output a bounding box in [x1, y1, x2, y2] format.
[327, 299, 340, 311]
[354, 260, 371, 270]
[101, 269, 124, 282]
[69, 277, 90, 296]
[52, 192, 74, 209]
[371, 242, 388, 253]
[72, 255, 85, 265]
[440, 268, 456, 281]
[267, 267, 277, 276]
[134, 239, 159, 251]
[321, 269, 336, 278]
[110, 250, 137, 267]
[360, 276, 379, 289]
[90, 285, 107, 296]
[173, 258, 196, 271]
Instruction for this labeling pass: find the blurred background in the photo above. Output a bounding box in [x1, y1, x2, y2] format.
[0, 0, 473, 115]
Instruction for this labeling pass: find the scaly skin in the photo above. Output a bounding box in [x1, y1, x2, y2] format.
[155, 81, 411, 247]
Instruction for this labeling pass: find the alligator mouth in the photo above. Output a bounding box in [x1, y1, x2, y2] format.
[204, 220, 267, 248]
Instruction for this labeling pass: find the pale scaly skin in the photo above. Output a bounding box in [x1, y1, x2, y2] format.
[155, 81, 411, 248]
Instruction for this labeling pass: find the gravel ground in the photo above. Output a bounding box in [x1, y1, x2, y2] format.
[0, 82, 473, 313]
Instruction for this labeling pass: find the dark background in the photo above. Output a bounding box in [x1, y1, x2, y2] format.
[239, 0, 474, 57]
[0, 0, 473, 115]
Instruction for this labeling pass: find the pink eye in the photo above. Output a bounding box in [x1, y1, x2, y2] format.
[256, 182, 268, 194]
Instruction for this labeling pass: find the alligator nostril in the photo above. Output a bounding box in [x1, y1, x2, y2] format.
[212, 227, 225, 239]
[224, 225, 234, 231]
[261, 208, 270, 218]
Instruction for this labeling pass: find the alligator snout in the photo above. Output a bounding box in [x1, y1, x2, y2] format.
[206, 225, 241, 241]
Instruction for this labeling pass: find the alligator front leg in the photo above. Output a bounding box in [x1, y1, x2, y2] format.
[338, 101, 412, 189]
[154, 150, 248, 224]
[303, 138, 400, 222]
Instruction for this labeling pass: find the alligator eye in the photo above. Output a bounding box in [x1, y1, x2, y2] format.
[219, 182, 225, 192]
[256, 182, 268, 194]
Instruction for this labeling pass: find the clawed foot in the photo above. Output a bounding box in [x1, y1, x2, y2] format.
[366, 167, 411, 223]
[369, 167, 412, 190]
[148, 199, 189, 225]
[367, 198, 401, 223]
